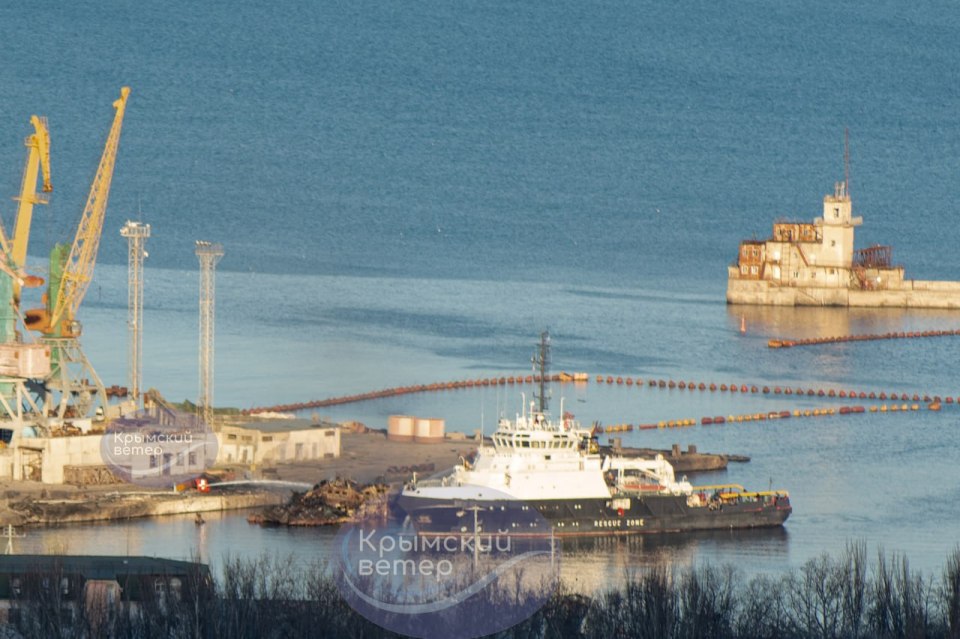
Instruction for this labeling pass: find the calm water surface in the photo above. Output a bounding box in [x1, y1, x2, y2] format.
[2, 0, 960, 586]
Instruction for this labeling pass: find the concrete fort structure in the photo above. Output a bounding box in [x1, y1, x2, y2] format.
[727, 180, 960, 308]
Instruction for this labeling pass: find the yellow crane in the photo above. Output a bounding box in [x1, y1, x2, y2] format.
[23, 87, 130, 419]
[26, 87, 129, 339]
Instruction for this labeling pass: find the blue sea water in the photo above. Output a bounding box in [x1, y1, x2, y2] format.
[3, 0, 960, 580]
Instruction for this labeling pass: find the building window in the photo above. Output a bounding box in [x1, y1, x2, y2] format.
[834, 208, 839, 218]
[227, 434, 237, 440]
[831, 240, 836, 247]
[793, 271, 799, 279]
[149, 455, 158, 469]
[750, 266, 758, 275]
[188, 452, 197, 466]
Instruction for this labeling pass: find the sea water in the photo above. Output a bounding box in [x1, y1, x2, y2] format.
[2, 0, 960, 581]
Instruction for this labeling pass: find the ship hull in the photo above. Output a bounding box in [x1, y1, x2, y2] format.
[396, 493, 791, 537]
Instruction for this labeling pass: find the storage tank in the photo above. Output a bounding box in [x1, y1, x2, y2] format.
[414, 417, 445, 444]
[387, 415, 415, 442]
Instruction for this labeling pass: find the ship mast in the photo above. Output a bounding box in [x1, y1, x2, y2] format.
[532, 331, 551, 413]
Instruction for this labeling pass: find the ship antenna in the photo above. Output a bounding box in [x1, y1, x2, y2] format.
[532, 330, 551, 413]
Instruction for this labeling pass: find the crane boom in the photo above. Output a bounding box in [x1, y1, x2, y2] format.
[47, 87, 130, 335]
[10, 115, 52, 302]
[12, 115, 52, 266]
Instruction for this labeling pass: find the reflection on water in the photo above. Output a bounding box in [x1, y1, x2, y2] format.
[15, 510, 340, 580]
[728, 304, 960, 340]
[560, 527, 790, 593]
[16, 510, 790, 594]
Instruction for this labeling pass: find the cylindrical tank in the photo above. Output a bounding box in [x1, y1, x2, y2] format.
[415, 418, 445, 444]
[387, 415, 415, 442]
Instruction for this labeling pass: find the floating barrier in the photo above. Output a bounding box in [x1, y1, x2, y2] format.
[244, 370, 960, 416]
[769, 328, 960, 349]
[644, 402, 943, 430]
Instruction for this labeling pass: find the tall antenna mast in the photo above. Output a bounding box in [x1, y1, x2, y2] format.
[532, 331, 551, 413]
[844, 127, 851, 198]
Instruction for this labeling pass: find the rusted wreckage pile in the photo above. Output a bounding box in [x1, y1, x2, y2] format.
[248, 477, 389, 526]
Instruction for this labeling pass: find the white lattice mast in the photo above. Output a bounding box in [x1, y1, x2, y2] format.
[120, 221, 150, 403]
[195, 241, 223, 426]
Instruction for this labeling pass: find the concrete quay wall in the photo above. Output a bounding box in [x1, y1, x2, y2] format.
[5, 491, 286, 526]
[727, 279, 960, 308]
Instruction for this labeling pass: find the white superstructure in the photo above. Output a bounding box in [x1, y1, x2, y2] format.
[404, 400, 691, 503]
